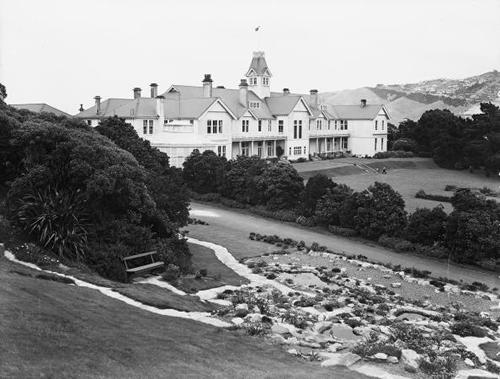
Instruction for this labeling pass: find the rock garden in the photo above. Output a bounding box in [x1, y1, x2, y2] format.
[206, 233, 500, 378]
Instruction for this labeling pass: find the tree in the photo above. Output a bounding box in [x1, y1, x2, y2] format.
[96, 117, 189, 227]
[222, 155, 268, 205]
[353, 182, 407, 239]
[406, 206, 447, 245]
[255, 161, 305, 211]
[182, 149, 227, 194]
[300, 174, 336, 217]
[314, 184, 353, 226]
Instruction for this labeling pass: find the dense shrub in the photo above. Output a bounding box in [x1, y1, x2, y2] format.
[392, 138, 417, 152]
[328, 225, 358, 237]
[406, 206, 447, 245]
[373, 150, 414, 159]
[314, 184, 354, 226]
[300, 174, 335, 217]
[183, 149, 227, 194]
[354, 182, 408, 239]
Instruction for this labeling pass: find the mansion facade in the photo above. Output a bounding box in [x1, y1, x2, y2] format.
[76, 52, 389, 167]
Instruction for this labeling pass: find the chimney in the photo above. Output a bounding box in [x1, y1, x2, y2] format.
[78, 104, 84, 112]
[133, 87, 142, 99]
[150, 83, 158, 98]
[360, 99, 367, 107]
[283, 88, 290, 95]
[239, 79, 248, 106]
[156, 95, 165, 125]
[202, 74, 213, 98]
[310, 89, 319, 109]
[94, 96, 101, 115]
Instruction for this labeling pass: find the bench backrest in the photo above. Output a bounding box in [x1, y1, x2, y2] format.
[122, 251, 158, 262]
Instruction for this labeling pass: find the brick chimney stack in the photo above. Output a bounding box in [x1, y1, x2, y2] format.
[239, 79, 248, 106]
[133, 87, 142, 99]
[150, 83, 158, 98]
[94, 96, 101, 115]
[202, 74, 213, 98]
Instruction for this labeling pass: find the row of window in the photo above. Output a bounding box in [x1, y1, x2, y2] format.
[312, 119, 349, 131]
[217, 145, 226, 157]
[289, 146, 307, 156]
[375, 120, 385, 130]
[239, 141, 275, 157]
[248, 77, 269, 86]
[143, 119, 154, 134]
[207, 120, 223, 134]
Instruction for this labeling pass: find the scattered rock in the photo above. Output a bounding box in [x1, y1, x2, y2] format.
[245, 313, 263, 323]
[454, 368, 499, 379]
[235, 303, 248, 310]
[320, 352, 361, 367]
[401, 349, 420, 373]
[387, 356, 399, 364]
[287, 348, 298, 355]
[464, 358, 474, 367]
[271, 324, 290, 335]
[314, 321, 333, 334]
[231, 317, 244, 325]
[391, 282, 402, 288]
[372, 352, 387, 361]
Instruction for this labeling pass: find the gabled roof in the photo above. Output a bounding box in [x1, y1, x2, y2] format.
[10, 103, 70, 117]
[165, 97, 236, 119]
[162, 85, 274, 119]
[327, 104, 389, 120]
[246, 51, 272, 77]
[265, 95, 313, 116]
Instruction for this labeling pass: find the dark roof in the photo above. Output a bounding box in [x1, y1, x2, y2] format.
[10, 103, 70, 117]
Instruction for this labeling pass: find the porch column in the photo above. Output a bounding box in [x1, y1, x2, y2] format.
[273, 140, 276, 157]
[316, 138, 319, 153]
[250, 141, 254, 156]
[239, 141, 242, 156]
[324, 138, 327, 152]
[263, 140, 267, 158]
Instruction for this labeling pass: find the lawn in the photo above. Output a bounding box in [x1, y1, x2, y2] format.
[294, 158, 500, 213]
[175, 242, 249, 293]
[0, 254, 367, 379]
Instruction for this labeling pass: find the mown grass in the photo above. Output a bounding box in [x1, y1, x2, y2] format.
[0, 256, 365, 379]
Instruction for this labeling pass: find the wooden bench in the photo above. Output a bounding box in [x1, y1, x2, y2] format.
[122, 251, 164, 277]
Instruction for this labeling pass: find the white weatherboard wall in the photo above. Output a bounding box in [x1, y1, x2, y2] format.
[286, 100, 310, 159]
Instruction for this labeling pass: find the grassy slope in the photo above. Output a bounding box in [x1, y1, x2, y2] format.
[0, 256, 366, 379]
[294, 158, 500, 212]
[176, 242, 249, 293]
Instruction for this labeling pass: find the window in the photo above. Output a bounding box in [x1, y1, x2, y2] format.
[241, 142, 249, 156]
[258, 120, 262, 132]
[293, 146, 302, 155]
[338, 120, 348, 130]
[374, 138, 378, 151]
[304, 146, 307, 155]
[298, 120, 302, 138]
[342, 137, 348, 150]
[267, 141, 273, 156]
[257, 142, 263, 157]
[207, 120, 212, 134]
[375, 120, 378, 130]
[278, 120, 284, 133]
[250, 102, 260, 109]
[87, 120, 92, 126]
[294, 120, 297, 139]
[328, 120, 331, 130]
[190, 120, 194, 125]
[218, 120, 223, 134]
[289, 147, 292, 156]
[143, 120, 148, 134]
[381, 138, 384, 150]
[217, 145, 226, 157]
[268, 120, 272, 132]
[320, 104, 327, 111]
[263, 77, 269, 86]
[316, 119, 322, 130]
[241, 119, 249, 132]
[382, 120, 385, 130]
[149, 120, 154, 134]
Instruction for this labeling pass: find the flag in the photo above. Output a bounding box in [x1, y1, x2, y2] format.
[255, 26, 260, 32]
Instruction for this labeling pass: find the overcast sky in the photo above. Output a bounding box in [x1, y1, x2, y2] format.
[1, 0, 499, 114]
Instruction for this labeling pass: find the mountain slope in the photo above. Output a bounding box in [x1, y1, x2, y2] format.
[319, 70, 500, 125]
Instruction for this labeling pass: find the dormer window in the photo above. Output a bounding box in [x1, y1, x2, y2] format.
[249, 77, 258, 85]
[320, 104, 327, 111]
[249, 101, 260, 109]
[262, 77, 269, 86]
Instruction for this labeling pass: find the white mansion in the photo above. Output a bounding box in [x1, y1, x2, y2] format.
[76, 52, 389, 167]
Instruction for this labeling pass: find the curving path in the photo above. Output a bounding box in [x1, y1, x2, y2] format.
[189, 202, 500, 289]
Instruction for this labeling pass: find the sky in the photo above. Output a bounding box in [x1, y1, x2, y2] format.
[1, 0, 499, 114]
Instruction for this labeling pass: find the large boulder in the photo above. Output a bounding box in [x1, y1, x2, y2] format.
[401, 349, 420, 373]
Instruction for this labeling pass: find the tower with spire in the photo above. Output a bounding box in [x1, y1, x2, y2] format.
[245, 51, 272, 99]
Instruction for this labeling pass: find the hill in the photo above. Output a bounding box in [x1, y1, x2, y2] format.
[320, 70, 500, 125]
